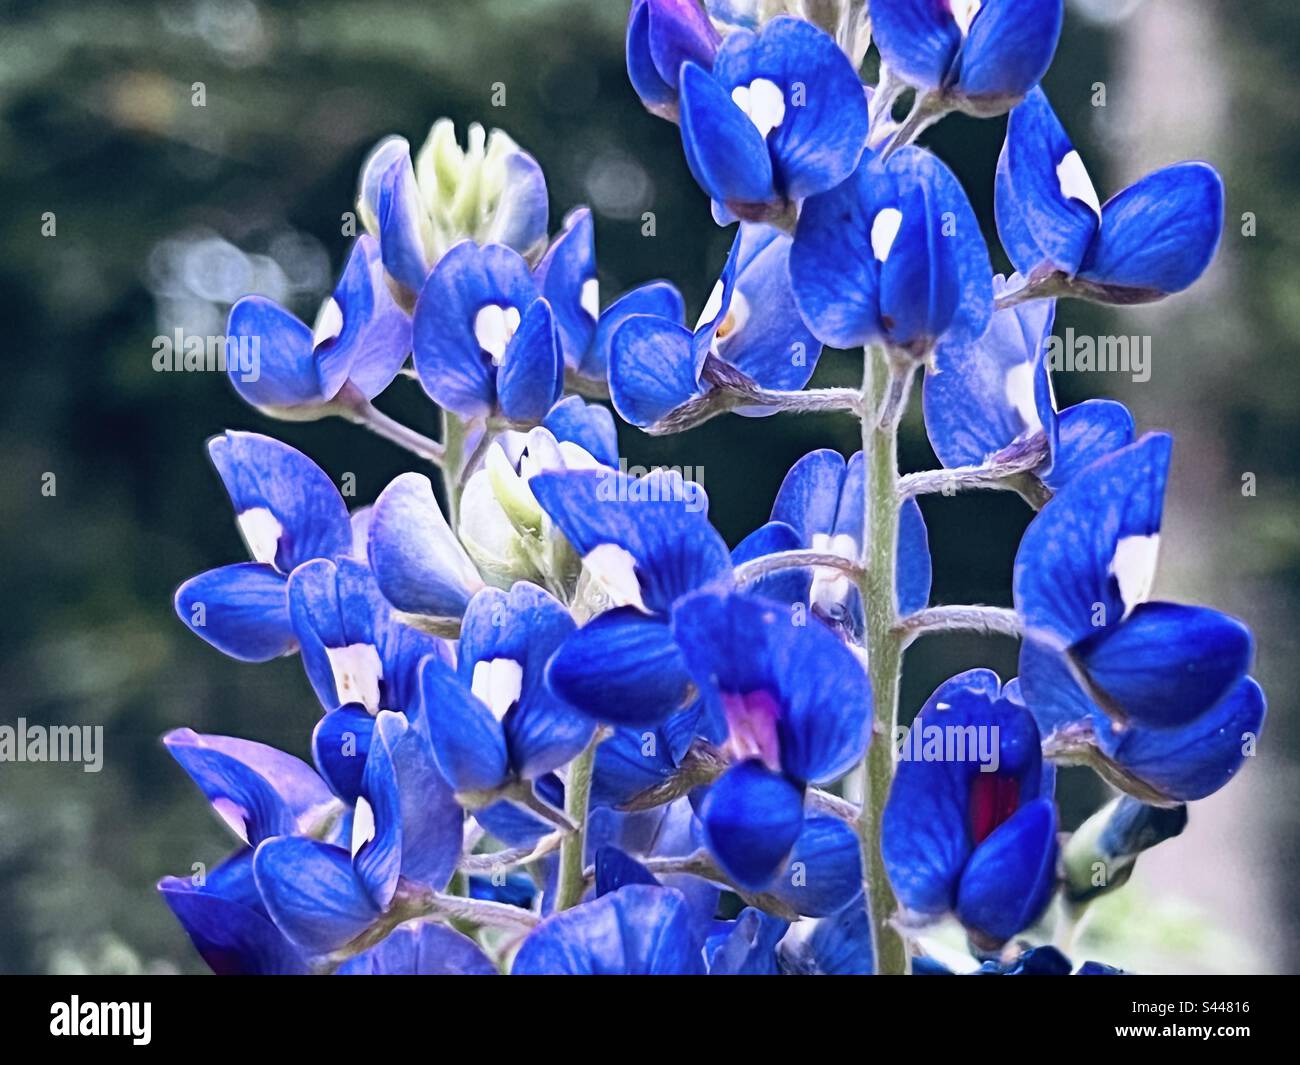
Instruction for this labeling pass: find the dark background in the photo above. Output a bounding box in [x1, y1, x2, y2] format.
[0, 0, 1295, 973]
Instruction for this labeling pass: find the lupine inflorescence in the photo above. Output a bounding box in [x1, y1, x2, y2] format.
[160, 0, 1262, 976]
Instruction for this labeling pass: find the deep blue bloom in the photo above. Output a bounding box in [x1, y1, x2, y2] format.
[882, 669, 1058, 950]
[678, 15, 870, 223]
[225, 236, 410, 418]
[923, 276, 1135, 490]
[174, 432, 353, 661]
[366, 471, 486, 618]
[540, 395, 620, 468]
[996, 88, 1225, 304]
[419, 582, 593, 792]
[358, 123, 549, 297]
[672, 589, 872, 889]
[872, 0, 1064, 116]
[287, 555, 451, 716]
[763, 447, 932, 632]
[512, 884, 704, 974]
[792, 146, 992, 356]
[534, 206, 685, 389]
[531, 467, 733, 728]
[158, 851, 308, 975]
[335, 922, 496, 975]
[705, 907, 789, 975]
[589, 702, 714, 808]
[626, 0, 722, 121]
[609, 223, 822, 427]
[1014, 433, 1257, 734]
[412, 240, 563, 422]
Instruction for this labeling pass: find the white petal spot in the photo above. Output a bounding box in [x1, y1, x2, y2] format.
[580, 277, 600, 322]
[212, 797, 250, 844]
[236, 506, 284, 567]
[351, 795, 376, 858]
[950, 0, 983, 37]
[696, 279, 727, 332]
[583, 542, 648, 612]
[1109, 534, 1160, 617]
[326, 642, 384, 713]
[312, 296, 344, 349]
[715, 291, 751, 345]
[471, 657, 525, 723]
[809, 531, 858, 615]
[730, 78, 786, 140]
[1004, 363, 1043, 434]
[474, 304, 522, 364]
[1056, 150, 1102, 221]
[871, 208, 904, 263]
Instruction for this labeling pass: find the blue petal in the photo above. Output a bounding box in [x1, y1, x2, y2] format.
[771, 448, 853, 544]
[995, 87, 1099, 277]
[512, 884, 704, 974]
[287, 557, 383, 711]
[806, 895, 874, 975]
[609, 314, 705, 427]
[672, 589, 872, 784]
[164, 729, 334, 846]
[420, 655, 510, 793]
[368, 472, 483, 617]
[592, 280, 686, 382]
[732, 519, 807, 606]
[312, 705, 375, 803]
[174, 563, 295, 661]
[594, 845, 660, 896]
[712, 16, 870, 201]
[590, 703, 705, 808]
[1043, 398, 1134, 491]
[225, 296, 320, 410]
[253, 837, 380, 955]
[158, 852, 308, 975]
[679, 60, 775, 209]
[629, 0, 721, 115]
[459, 583, 591, 778]
[870, 0, 963, 91]
[767, 814, 863, 917]
[706, 907, 788, 975]
[956, 0, 1064, 108]
[1070, 602, 1253, 729]
[956, 798, 1058, 947]
[484, 149, 551, 262]
[318, 235, 411, 400]
[335, 921, 496, 975]
[699, 760, 805, 889]
[412, 241, 538, 417]
[1014, 432, 1171, 649]
[542, 395, 619, 467]
[497, 297, 564, 423]
[547, 609, 697, 728]
[627, 0, 676, 112]
[208, 431, 352, 573]
[367, 138, 432, 294]
[534, 208, 597, 371]
[898, 497, 933, 617]
[531, 468, 732, 611]
[1079, 162, 1225, 298]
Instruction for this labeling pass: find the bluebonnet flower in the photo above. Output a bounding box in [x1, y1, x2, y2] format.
[1062, 795, 1187, 906]
[677, 15, 870, 224]
[872, 0, 1064, 118]
[705, 906, 790, 975]
[535, 207, 686, 392]
[1015, 433, 1257, 732]
[882, 669, 1058, 952]
[1014, 435, 1265, 802]
[923, 276, 1135, 490]
[761, 447, 932, 632]
[412, 240, 564, 423]
[531, 467, 733, 728]
[608, 223, 822, 427]
[158, 851, 308, 975]
[367, 471, 486, 620]
[512, 884, 704, 974]
[626, 0, 722, 121]
[419, 582, 593, 794]
[791, 146, 991, 358]
[174, 432, 353, 661]
[335, 921, 496, 975]
[357, 120, 548, 298]
[225, 235, 410, 420]
[996, 87, 1225, 304]
[672, 589, 872, 889]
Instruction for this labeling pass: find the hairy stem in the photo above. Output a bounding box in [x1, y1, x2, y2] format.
[856, 346, 912, 976]
[337, 386, 445, 467]
[555, 732, 601, 912]
[732, 549, 863, 588]
[896, 605, 1024, 647]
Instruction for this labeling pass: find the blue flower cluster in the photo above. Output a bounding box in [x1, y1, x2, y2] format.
[161, 1, 1261, 975]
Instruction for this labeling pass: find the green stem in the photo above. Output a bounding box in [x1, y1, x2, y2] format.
[555, 733, 601, 912]
[856, 345, 912, 976]
[440, 409, 467, 529]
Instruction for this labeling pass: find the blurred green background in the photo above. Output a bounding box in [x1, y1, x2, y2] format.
[0, 0, 1296, 973]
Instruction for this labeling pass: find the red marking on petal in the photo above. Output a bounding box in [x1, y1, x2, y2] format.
[969, 772, 1020, 845]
